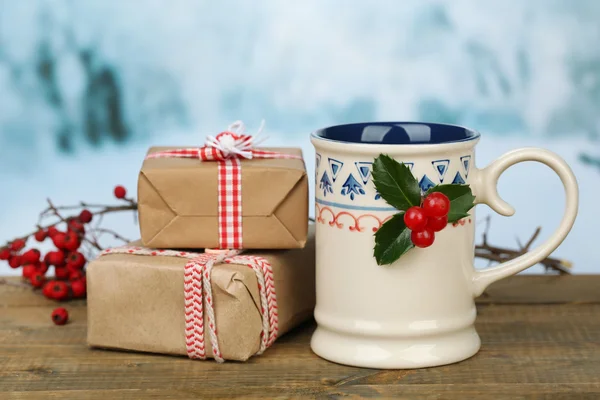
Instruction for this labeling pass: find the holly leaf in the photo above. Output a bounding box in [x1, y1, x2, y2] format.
[426, 184, 475, 223]
[372, 154, 421, 211]
[374, 213, 414, 265]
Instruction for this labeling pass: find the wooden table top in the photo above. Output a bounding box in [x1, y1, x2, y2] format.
[1, 275, 599, 399]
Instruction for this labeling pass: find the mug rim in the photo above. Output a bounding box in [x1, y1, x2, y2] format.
[311, 121, 481, 146]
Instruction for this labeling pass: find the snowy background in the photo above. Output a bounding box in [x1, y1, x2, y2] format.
[1, 0, 599, 274]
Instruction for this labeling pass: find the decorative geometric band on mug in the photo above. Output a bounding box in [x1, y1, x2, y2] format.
[316, 153, 471, 201]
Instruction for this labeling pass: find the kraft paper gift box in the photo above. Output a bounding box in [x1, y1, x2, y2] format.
[86, 226, 316, 361]
[137, 146, 308, 249]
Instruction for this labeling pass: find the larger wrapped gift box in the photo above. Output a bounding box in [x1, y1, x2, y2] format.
[87, 226, 315, 361]
[137, 146, 308, 249]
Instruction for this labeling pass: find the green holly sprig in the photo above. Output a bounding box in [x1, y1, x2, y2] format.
[372, 154, 475, 265]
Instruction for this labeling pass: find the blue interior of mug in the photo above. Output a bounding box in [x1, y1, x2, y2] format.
[312, 122, 480, 145]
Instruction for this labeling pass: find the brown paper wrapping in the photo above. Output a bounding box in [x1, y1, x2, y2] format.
[138, 146, 308, 249]
[87, 225, 315, 361]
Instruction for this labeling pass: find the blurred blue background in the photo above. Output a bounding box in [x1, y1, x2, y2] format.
[1, 0, 599, 273]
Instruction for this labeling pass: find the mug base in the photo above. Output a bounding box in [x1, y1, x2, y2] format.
[310, 325, 481, 369]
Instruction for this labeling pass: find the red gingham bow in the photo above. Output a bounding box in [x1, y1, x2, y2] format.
[146, 121, 302, 249]
[101, 246, 278, 363]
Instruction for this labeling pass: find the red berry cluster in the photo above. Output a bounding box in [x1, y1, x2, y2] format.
[404, 192, 451, 248]
[0, 207, 94, 301]
[1, 185, 134, 325]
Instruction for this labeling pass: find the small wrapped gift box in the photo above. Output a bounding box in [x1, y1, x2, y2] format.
[87, 227, 315, 361]
[137, 145, 308, 250]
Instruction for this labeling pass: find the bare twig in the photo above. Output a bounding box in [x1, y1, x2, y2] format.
[82, 237, 103, 251]
[46, 198, 69, 224]
[475, 224, 571, 275]
[0, 278, 31, 289]
[481, 215, 491, 247]
[522, 227, 541, 251]
[90, 228, 131, 244]
[40, 201, 132, 216]
[516, 237, 523, 250]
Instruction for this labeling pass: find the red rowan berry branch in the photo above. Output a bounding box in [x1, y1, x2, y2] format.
[7, 200, 137, 248]
[0, 185, 138, 304]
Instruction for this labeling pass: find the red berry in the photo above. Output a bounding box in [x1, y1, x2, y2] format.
[411, 228, 435, 248]
[79, 209, 93, 223]
[47, 251, 65, 267]
[47, 227, 59, 238]
[422, 192, 451, 218]
[63, 232, 81, 252]
[71, 279, 86, 298]
[55, 267, 70, 280]
[114, 185, 127, 199]
[68, 270, 85, 281]
[10, 239, 26, 252]
[21, 249, 41, 264]
[52, 232, 67, 249]
[403, 206, 428, 232]
[30, 272, 46, 288]
[42, 281, 54, 298]
[36, 261, 49, 275]
[427, 215, 448, 232]
[8, 255, 22, 269]
[49, 281, 69, 300]
[34, 229, 47, 242]
[51, 307, 69, 325]
[66, 252, 86, 270]
[68, 219, 85, 235]
[22, 264, 37, 279]
[0, 248, 10, 260]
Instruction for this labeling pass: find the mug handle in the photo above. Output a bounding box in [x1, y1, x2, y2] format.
[470, 148, 579, 297]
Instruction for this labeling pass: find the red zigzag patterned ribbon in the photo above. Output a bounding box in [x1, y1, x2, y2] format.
[145, 122, 302, 249]
[101, 246, 278, 363]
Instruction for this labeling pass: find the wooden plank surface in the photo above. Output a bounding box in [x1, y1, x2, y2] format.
[1, 275, 599, 399]
[479, 275, 600, 304]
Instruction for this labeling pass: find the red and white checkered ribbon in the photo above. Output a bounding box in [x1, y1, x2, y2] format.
[101, 246, 278, 363]
[145, 121, 302, 249]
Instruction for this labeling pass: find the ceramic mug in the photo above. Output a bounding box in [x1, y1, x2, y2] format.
[310, 122, 578, 369]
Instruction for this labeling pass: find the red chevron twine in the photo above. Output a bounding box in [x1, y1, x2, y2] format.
[101, 246, 278, 363]
[144, 121, 302, 249]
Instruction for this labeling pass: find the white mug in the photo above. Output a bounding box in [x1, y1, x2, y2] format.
[310, 122, 578, 369]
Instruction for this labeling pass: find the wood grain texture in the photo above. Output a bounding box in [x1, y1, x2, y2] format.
[1, 275, 599, 399]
